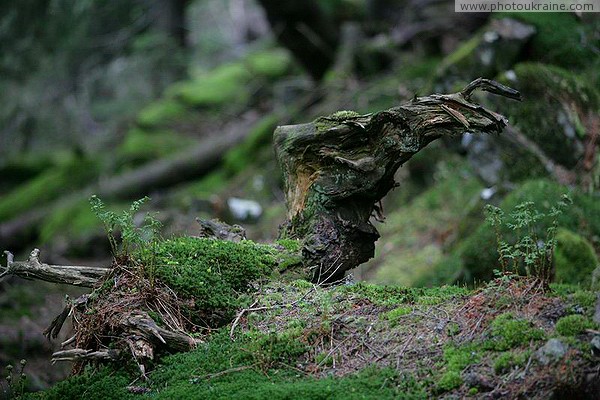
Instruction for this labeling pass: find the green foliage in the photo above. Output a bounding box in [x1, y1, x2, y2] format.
[484, 193, 571, 281]
[555, 315, 597, 337]
[137, 99, 188, 128]
[89, 195, 162, 259]
[456, 179, 600, 282]
[493, 350, 530, 374]
[486, 313, 545, 351]
[0, 156, 98, 221]
[554, 229, 599, 287]
[148, 237, 276, 317]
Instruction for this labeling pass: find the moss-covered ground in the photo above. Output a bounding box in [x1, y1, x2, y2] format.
[28, 274, 598, 399]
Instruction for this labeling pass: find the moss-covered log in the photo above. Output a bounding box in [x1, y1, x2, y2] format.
[275, 78, 521, 284]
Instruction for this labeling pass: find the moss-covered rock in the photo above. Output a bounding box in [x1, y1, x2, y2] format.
[493, 13, 598, 70]
[497, 63, 598, 169]
[436, 17, 536, 86]
[554, 229, 599, 287]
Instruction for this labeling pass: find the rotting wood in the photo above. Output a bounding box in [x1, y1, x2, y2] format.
[274, 78, 521, 284]
[1, 248, 109, 286]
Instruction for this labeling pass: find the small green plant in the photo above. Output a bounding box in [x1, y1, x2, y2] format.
[485, 194, 572, 282]
[2, 360, 27, 399]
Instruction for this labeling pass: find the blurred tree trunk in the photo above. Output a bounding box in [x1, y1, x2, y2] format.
[257, 0, 339, 80]
[151, 0, 190, 47]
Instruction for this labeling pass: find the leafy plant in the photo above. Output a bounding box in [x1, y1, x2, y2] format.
[484, 194, 572, 282]
[89, 195, 162, 281]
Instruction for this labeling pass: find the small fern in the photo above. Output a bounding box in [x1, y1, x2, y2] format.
[89, 195, 162, 280]
[484, 194, 572, 282]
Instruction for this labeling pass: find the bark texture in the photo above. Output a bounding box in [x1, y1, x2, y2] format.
[274, 78, 521, 284]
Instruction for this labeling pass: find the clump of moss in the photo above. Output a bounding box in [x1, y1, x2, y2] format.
[555, 315, 597, 337]
[245, 48, 292, 79]
[148, 237, 277, 318]
[434, 345, 480, 392]
[137, 98, 188, 128]
[117, 128, 195, 167]
[169, 63, 251, 108]
[554, 229, 599, 287]
[493, 350, 530, 374]
[382, 306, 412, 326]
[276, 239, 302, 253]
[486, 313, 545, 351]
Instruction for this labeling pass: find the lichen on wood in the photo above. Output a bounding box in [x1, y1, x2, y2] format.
[274, 78, 521, 284]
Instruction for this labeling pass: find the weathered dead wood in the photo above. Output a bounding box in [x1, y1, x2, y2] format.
[1, 249, 109, 286]
[275, 78, 521, 283]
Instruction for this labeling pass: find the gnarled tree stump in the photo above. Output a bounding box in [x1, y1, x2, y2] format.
[275, 78, 521, 284]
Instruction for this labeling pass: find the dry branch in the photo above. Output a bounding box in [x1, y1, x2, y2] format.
[1, 248, 109, 286]
[275, 78, 521, 283]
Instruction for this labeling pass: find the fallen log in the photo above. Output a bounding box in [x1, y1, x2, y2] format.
[0, 118, 256, 250]
[275, 78, 521, 284]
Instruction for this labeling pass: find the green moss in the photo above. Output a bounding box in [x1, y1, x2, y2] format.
[245, 48, 292, 79]
[342, 283, 469, 307]
[554, 229, 598, 287]
[494, 13, 597, 70]
[0, 156, 99, 222]
[486, 313, 545, 351]
[436, 370, 462, 393]
[117, 128, 195, 166]
[31, 366, 133, 400]
[169, 63, 251, 107]
[555, 315, 597, 336]
[223, 115, 279, 176]
[493, 350, 530, 374]
[38, 330, 423, 400]
[147, 237, 277, 319]
[276, 239, 302, 253]
[137, 98, 188, 127]
[382, 306, 412, 326]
